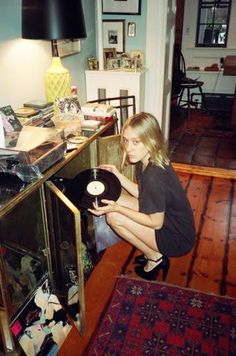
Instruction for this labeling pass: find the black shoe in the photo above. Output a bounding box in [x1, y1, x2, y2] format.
[135, 255, 170, 281]
[134, 253, 148, 265]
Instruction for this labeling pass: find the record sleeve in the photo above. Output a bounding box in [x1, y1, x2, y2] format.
[14, 107, 40, 118]
[68, 168, 122, 209]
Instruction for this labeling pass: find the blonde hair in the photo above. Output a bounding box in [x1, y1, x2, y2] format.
[121, 112, 170, 169]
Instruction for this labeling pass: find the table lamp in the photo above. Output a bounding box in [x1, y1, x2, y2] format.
[22, 0, 87, 104]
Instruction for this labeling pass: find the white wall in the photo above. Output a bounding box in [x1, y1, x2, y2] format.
[182, 0, 236, 68]
[0, 39, 51, 110]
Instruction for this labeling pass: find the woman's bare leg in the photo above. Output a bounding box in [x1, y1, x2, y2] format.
[106, 211, 159, 253]
[106, 211, 163, 271]
[94, 189, 163, 272]
[105, 190, 163, 271]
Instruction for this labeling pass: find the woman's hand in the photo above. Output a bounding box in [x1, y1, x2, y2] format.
[88, 199, 118, 216]
[99, 164, 120, 178]
[99, 164, 138, 198]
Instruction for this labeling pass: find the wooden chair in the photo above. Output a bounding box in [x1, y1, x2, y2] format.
[172, 45, 207, 120]
[87, 95, 136, 132]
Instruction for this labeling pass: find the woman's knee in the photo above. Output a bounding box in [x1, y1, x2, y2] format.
[106, 212, 123, 228]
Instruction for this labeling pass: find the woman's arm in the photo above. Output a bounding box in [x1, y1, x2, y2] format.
[117, 205, 164, 230]
[99, 164, 138, 198]
[89, 199, 164, 230]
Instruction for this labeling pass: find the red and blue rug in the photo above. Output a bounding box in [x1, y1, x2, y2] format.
[86, 276, 236, 355]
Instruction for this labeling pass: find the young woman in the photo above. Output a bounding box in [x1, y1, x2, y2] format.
[88, 112, 196, 281]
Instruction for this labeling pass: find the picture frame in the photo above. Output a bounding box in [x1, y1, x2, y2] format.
[87, 56, 99, 70]
[103, 20, 125, 53]
[102, 0, 141, 15]
[107, 58, 121, 71]
[130, 49, 144, 68]
[103, 48, 117, 69]
[128, 22, 136, 37]
[57, 39, 81, 58]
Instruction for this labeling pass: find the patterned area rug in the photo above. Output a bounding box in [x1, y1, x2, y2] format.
[86, 276, 236, 355]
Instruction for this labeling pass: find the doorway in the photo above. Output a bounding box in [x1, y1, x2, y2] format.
[168, 0, 236, 170]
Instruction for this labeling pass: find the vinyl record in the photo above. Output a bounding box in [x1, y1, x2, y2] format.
[69, 168, 122, 209]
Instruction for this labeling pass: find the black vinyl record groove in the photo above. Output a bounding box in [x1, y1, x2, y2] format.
[69, 168, 122, 209]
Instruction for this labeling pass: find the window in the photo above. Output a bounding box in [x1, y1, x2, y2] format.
[196, 0, 232, 47]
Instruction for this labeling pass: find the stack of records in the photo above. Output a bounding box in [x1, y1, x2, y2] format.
[81, 119, 102, 130]
[14, 106, 44, 127]
[23, 100, 54, 127]
[81, 103, 116, 123]
[81, 103, 116, 117]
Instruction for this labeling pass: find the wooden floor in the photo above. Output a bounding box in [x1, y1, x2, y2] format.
[59, 109, 236, 355]
[169, 109, 236, 169]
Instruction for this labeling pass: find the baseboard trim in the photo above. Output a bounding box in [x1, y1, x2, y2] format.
[173, 162, 236, 180]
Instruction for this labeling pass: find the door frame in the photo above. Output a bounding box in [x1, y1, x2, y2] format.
[145, 0, 176, 140]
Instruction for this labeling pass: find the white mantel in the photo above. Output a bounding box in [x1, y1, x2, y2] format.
[85, 69, 146, 114]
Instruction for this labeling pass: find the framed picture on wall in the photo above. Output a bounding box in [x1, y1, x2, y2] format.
[103, 20, 125, 53]
[57, 39, 81, 57]
[102, 0, 141, 15]
[127, 22, 136, 37]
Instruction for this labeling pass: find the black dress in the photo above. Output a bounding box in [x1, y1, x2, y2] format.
[136, 162, 195, 257]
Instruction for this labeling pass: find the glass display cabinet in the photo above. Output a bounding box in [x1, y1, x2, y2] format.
[0, 120, 116, 355]
[0, 187, 49, 354]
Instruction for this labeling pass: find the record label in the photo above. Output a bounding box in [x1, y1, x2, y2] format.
[87, 180, 105, 196]
[68, 168, 122, 209]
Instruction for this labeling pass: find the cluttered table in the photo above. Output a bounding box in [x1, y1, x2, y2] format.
[0, 118, 116, 216]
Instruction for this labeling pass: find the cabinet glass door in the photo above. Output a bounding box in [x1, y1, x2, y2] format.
[0, 188, 49, 353]
[44, 181, 86, 335]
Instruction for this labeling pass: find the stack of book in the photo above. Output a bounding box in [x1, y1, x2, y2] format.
[81, 119, 102, 130]
[14, 106, 44, 127]
[23, 100, 54, 127]
[81, 103, 116, 123]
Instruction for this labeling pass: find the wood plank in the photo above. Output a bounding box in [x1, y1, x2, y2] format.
[190, 177, 231, 294]
[173, 162, 236, 180]
[226, 179, 236, 297]
[175, 171, 192, 189]
[168, 174, 212, 287]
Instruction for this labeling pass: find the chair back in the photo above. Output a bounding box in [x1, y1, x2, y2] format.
[172, 44, 186, 96]
[87, 95, 136, 131]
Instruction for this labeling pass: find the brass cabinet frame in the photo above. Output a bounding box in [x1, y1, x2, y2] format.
[44, 181, 86, 335]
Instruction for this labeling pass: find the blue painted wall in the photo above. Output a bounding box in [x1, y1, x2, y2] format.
[102, 0, 147, 54]
[0, 1, 21, 40]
